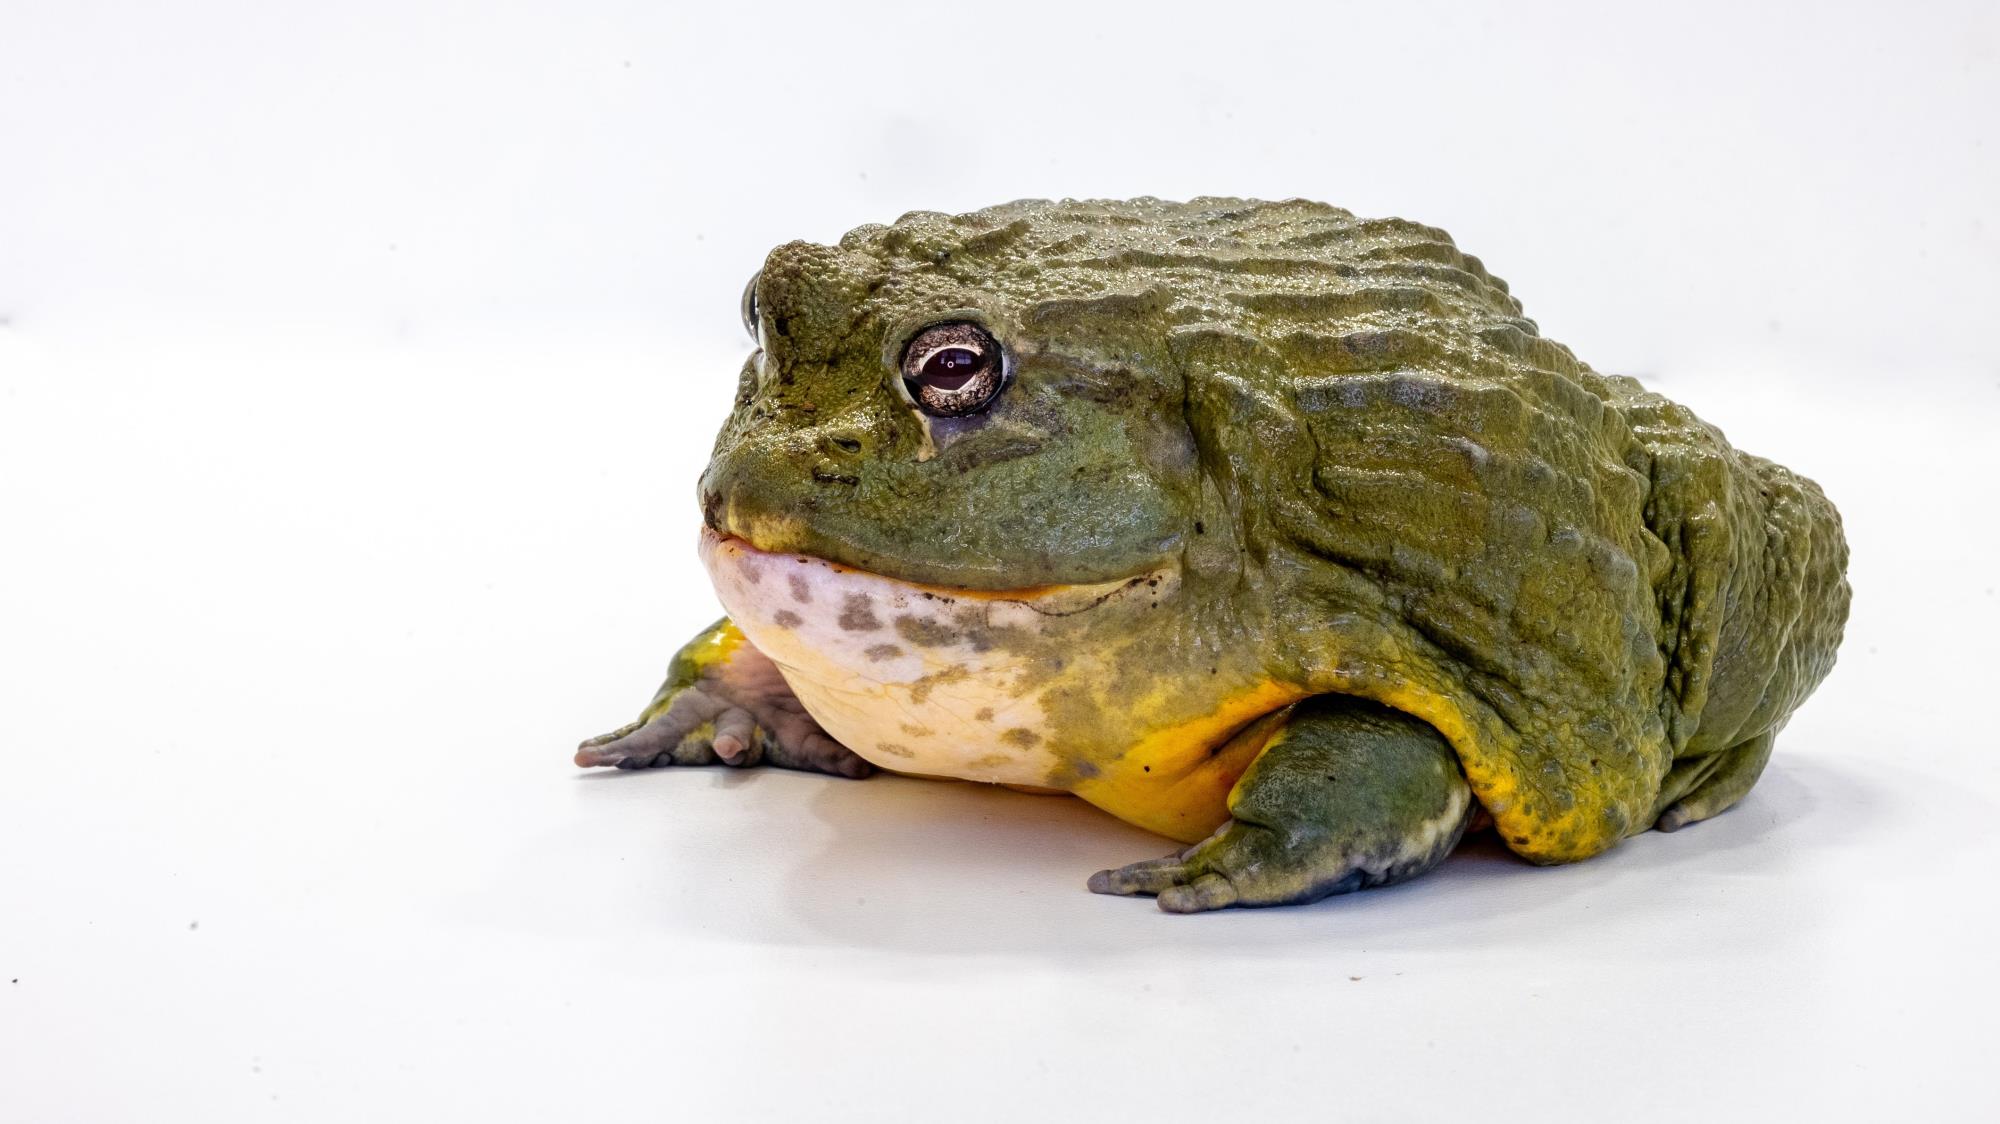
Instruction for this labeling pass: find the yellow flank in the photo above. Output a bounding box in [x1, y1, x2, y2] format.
[1073, 681, 1306, 843]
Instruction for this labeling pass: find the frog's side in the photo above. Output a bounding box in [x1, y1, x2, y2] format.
[576, 198, 1850, 912]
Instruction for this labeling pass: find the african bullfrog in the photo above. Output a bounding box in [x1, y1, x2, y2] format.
[575, 198, 1850, 912]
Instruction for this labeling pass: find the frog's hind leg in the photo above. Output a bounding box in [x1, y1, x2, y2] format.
[575, 617, 872, 778]
[1653, 729, 1776, 833]
[1088, 695, 1475, 913]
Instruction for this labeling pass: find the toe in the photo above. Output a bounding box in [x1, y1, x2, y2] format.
[830, 752, 875, 779]
[576, 687, 727, 768]
[712, 707, 758, 766]
[1158, 873, 1239, 914]
[575, 720, 647, 767]
[1087, 854, 1191, 896]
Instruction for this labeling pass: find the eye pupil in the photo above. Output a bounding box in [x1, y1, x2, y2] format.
[920, 348, 981, 389]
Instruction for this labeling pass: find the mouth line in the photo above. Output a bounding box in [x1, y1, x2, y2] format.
[698, 527, 1175, 614]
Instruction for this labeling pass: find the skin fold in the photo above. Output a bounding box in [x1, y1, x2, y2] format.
[576, 198, 1850, 912]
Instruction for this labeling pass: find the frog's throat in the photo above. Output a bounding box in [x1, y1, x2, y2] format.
[697, 526, 1181, 789]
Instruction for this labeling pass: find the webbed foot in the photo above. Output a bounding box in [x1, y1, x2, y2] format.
[576, 618, 872, 778]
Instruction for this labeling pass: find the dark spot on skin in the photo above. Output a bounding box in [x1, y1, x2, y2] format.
[773, 609, 802, 628]
[874, 742, 914, 758]
[895, 615, 957, 648]
[975, 707, 995, 722]
[864, 643, 902, 661]
[970, 753, 1012, 768]
[788, 574, 812, 603]
[900, 722, 934, 738]
[955, 620, 1031, 654]
[1000, 728, 1040, 748]
[1142, 765, 1151, 772]
[1195, 521, 1205, 534]
[1070, 759, 1101, 779]
[908, 664, 969, 703]
[838, 594, 881, 631]
[774, 316, 791, 337]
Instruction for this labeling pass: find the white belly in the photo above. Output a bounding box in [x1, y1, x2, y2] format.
[698, 528, 1172, 787]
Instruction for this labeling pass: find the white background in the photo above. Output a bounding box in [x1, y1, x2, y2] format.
[3, 1, 1996, 1120]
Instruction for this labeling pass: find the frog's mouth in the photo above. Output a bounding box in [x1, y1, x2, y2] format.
[697, 479, 1184, 591]
[697, 526, 1176, 620]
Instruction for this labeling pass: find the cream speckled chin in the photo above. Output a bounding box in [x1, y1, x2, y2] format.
[698, 527, 1176, 787]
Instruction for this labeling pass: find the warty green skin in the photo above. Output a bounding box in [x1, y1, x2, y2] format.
[602, 197, 1850, 907]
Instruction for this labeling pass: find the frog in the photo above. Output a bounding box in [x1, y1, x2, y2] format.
[575, 197, 1850, 913]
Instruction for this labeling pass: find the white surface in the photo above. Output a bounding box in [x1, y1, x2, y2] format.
[3, 3, 1996, 1121]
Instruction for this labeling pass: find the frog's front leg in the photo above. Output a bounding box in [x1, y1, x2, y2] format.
[575, 618, 872, 778]
[1089, 695, 1474, 912]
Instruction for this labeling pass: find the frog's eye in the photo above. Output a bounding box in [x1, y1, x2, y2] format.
[899, 322, 1006, 417]
[739, 271, 761, 341]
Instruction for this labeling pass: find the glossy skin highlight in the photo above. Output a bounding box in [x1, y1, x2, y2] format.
[578, 198, 1850, 910]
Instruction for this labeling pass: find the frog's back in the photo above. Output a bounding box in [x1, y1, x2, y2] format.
[851, 198, 1849, 861]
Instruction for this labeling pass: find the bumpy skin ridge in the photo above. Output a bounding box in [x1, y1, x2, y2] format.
[712, 197, 1850, 863]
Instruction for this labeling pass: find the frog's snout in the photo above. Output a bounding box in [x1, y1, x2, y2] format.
[696, 415, 878, 545]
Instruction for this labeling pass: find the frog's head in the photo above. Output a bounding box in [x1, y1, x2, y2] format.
[698, 197, 1527, 594]
[698, 204, 1209, 591]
